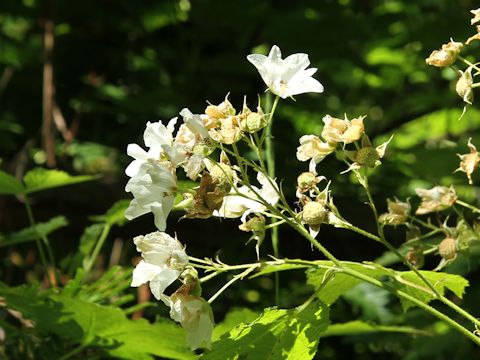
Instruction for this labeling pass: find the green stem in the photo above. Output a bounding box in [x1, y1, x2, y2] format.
[265, 94, 281, 305]
[208, 265, 258, 304]
[459, 56, 480, 73]
[24, 196, 56, 287]
[83, 223, 111, 276]
[294, 223, 480, 345]
[456, 199, 480, 214]
[359, 170, 442, 298]
[58, 344, 88, 360]
[350, 171, 480, 332]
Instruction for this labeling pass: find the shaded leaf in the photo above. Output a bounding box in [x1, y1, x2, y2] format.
[0, 284, 194, 360]
[0, 170, 24, 195]
[0, 216, 68, 247]
[89, 199, 130, 226]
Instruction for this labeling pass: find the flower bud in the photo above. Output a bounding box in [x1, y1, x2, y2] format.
[239, 215, 266, 233]
[209, 163, 234, 187]
[406, 246, 424, 269]
[242, 112, 267, 133]
[355, 147, 380, 168]
[302, 201, 327, 226]
[456, 138, 480, 184]
[456, 67, 474, 105]
[438, 237, 457, 260]
[379, 198, 411, 226]
[297, 172, 318, 189]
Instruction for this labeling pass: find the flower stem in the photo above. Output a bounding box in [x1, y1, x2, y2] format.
[83, 223, 111, 277]
[459, 56, 480, 73]
[265, 94, 281, 304]
[292, 222, 480, 345]
[208, 265, 258, 304]
[456, 199, 480, 214]
[358, 169, 442, 298]
[24, 196, 57, 287]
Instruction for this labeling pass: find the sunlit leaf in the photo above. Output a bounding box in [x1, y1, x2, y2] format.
[23, 168, 99, 194]
[203, 302, 329, 360]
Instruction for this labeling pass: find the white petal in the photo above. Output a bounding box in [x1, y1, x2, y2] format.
[124, 199, 149, 220]
[180, 108, 209, 138]
[151, 195, 175, 231]
[131, 260, 162, 287]
[149, 268, 181, 299]
[125, 159, 143, 177]
[127, 143, 148, 160]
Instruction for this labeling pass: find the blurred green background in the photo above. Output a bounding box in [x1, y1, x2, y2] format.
[2, 0, 480, 358]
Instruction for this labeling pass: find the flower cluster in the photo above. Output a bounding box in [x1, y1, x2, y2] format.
[125, 44, 325, 349]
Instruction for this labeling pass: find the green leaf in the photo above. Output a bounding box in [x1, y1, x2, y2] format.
[0, 170, 24, 195]
[67, 223, 104, 273]
[212, 308, 259, 342]
[0, 284, 194, 360]
[203, 302, 330, 360]
[306, 262, 394, 305]
[307, 261, 469, 312]
[343, 283, 394, 324]
[89, 199, 130, 226]
[23, 168, 98, 194]
[323, 320, 430, 337]
[398, 271, 469, 311]
[250, 260, 312, 278]
[0, 216, 68, 247]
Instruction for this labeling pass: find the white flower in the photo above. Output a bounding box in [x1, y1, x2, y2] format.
[131, 231, 189, 299]
[247, 45, 324, 99]
[125, 161, 177, 231]
[160, 293, 214, 350]
[126, 118, 178, 177]
[214, 172, 279, 219]
[296, 135, 336, 172]
[175, 108, 211, 180]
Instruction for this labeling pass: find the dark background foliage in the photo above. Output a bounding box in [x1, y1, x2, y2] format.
[1, 0, 480, 358]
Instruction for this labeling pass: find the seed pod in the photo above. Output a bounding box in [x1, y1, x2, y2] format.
[302, 201, 327, 226]
[438, 237, 457, 260]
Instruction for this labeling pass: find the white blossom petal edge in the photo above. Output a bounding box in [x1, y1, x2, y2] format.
[160, 293, 214, 350]
[131, 231, 189, 299]
[247, 45, 324, 99]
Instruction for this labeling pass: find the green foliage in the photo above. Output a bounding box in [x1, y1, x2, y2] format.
[0, 216, 68, 247]
[398, 271, 469, 311]
[0, 170, 24, 194]
[212, 308, 259, 342]
[307, 262, 394, 305]
[307, 262, 469, 311]
[0, 284, 193, 360]
[89, 199, 130, 226]
[203, 302, 329, 360]
[323, 320, 430, 337]
[23, 168, 98, 194]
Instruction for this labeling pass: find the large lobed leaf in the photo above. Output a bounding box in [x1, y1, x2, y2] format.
[306, 262, 469, 311]
[0, 284, 194, 360]
[202, 302, 330, 360]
